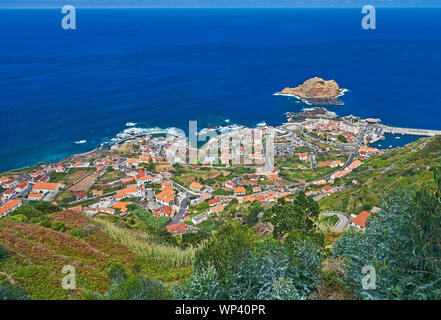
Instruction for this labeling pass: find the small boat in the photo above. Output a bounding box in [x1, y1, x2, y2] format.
[225, 119, 230, 124]
[256, 122, 267, 127]
[395, 136, 401, 139]
[75, 140, 87, 144]
[389, 145, 393, 148]
[126, 122, 137, 127]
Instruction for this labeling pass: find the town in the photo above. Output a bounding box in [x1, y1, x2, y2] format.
[1, 107, 439, 234]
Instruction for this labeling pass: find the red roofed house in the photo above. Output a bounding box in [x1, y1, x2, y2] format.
[15, 182, 30, 193]
[32, 182, 60, 193]
[224, 181, 236, 189]
[298, 153, 309, 161]
[189, 182, 204, 193]
[2, 179, 18, 189]
[3, 189, 16, 200]
[322, 185, 334, 194]
[166, 223, 187, 234]
[350, 211, 371, 229]
[0, 199, 22, 218]
[234, 186, 246, 196]
[76, 192, 87, 201]
[208, 197, 221, 207]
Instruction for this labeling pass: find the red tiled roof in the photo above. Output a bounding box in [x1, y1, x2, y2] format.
[166, 223, 187, 233]
[352, 211, 371, 228]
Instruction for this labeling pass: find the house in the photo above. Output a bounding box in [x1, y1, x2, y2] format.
[76, 192, 87, 201]
[189, 182, 204, 193]
[330, 160, 343, 168]
[322, 185, 334, 195]
[155, 190, 175, 206]
[192, 213, 208, 225]
[209, 204, 224, 214]
[224, 181, 236, 189]
[0, 177, 9, 186]
[350, 211, 371, 229]
[359, 147, 380, 157]
[313, 179, 327, 186]
[252, 186, 261, 193]
[0, 199, 22, 218]
[112, 201, 133, 214]
[117, 186, 141, 199]
[15, 182, 30, 193]
[161, 180, 174, 187]
[347, 160, 362, 171]
[28, 193, 44, 201]
[166, 223, 187, 234]
[208, 197, 221, 207]
[267, 174, 279, 181]
[55, 166, 65, 173]
[331, 170, 350, 180]
[3, 189, 16, 200]
[122, 177, 135, 184]
[234, 186, 246, 196]
[31, 169, 43, 178]
[298, 153, 309, 161]
[2, 179, 18, 189]
[92, 190, 104, 197]
[125, 158, 140, 166]
[32, 182, 60, 193]
[201, 193, 212, 201]
[155, 205, 175, 218]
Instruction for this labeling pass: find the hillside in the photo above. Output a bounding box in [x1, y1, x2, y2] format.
[0, 209, 192, 299]
[319, 135, 441, 214]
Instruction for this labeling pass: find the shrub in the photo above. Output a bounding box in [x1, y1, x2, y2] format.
[0, 244, 7, 263]
[0, 283, 30, 300]
[333, 168, 441, 299]
[50, 221, 67, 232]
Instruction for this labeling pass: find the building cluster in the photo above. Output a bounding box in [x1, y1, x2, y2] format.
[304, 119, 361, 143]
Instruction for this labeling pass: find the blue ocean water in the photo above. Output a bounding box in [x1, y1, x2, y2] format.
[1, 8, 441, 172]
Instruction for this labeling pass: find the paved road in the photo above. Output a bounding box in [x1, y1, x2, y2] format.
[320, 211, 350, 232]
[164, 197, 190, 226]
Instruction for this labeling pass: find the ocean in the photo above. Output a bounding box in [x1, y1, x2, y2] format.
[1, 8, 441, 172]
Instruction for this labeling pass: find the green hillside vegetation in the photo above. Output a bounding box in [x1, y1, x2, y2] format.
[0, 209, 192, 299]
[319, 135, 441, 214]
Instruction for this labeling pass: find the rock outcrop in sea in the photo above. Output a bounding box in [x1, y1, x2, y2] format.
[277, 77, 345, 105]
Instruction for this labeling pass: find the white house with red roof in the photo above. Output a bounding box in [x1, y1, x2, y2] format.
[350, 211, 371, 229]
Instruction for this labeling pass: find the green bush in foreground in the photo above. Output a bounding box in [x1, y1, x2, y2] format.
[333, 168, 441, 300]
[0, 244, 6, 263]
[175, 221, 324, 300]
[0, 283, 30, 300]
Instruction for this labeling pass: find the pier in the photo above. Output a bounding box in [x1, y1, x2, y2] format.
[380, 125, 441, 137]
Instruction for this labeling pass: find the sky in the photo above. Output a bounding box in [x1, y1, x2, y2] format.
[2, 0, 441, 8]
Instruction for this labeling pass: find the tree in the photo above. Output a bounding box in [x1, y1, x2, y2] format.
[333, 168, 441, 299]
[0, 244, 6, 263]
[0, 283, 30, 300]
[337, 135, 348, 143]
[263, 191, 320, 240]
[179, 221, 324, 300]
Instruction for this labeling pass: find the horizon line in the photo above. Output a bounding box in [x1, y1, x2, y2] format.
[2, 5, 441, 9]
